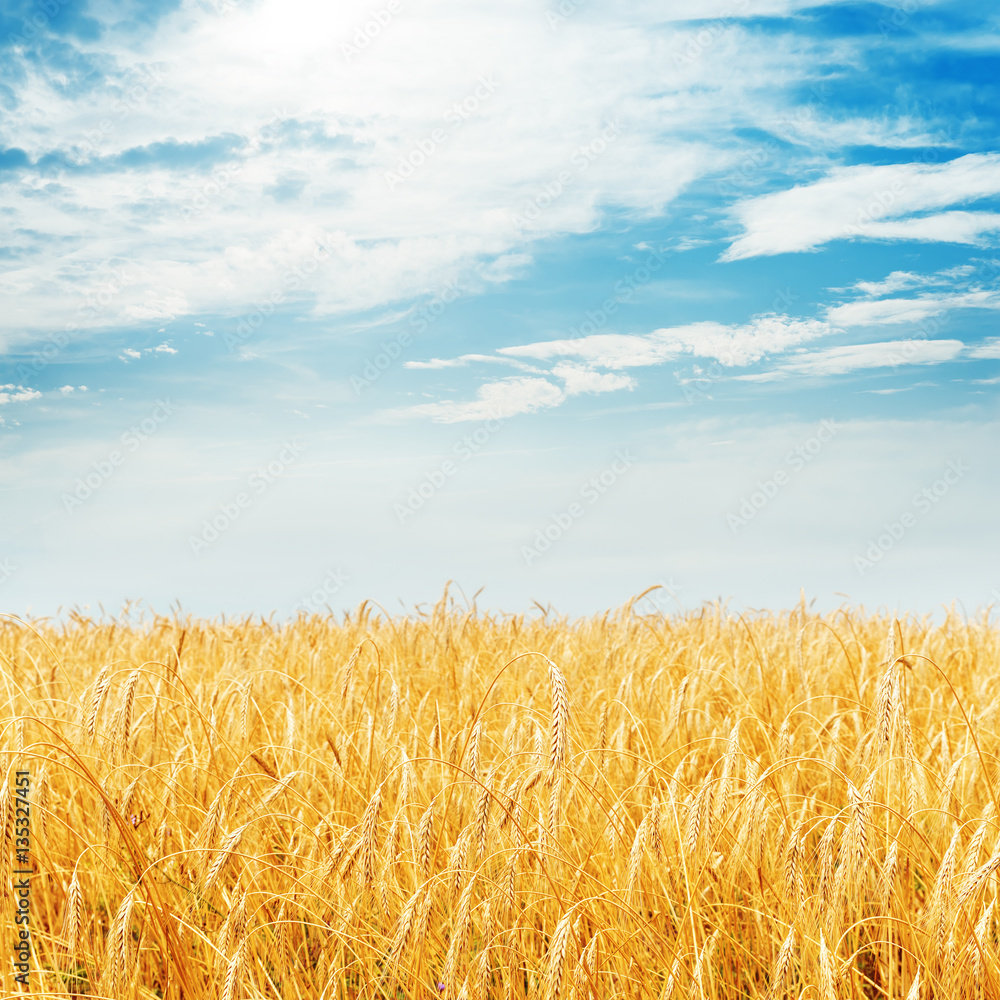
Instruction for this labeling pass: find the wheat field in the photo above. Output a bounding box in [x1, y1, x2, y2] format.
[2, 591, 1000, 999]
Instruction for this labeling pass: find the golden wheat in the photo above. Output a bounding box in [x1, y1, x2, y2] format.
[2, 596, 1000, 997]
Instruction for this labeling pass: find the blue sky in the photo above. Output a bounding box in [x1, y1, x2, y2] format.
[2, 0, 999, 619]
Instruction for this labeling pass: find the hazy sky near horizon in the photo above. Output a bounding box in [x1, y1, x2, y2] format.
[1, 0, 999, 619]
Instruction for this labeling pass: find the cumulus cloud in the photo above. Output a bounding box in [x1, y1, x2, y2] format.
[551, 362, 637, 395]
[0, 385, 42, 404]
[847, 271, 925, 298]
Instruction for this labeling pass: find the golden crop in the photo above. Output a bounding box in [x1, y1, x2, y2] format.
[2, 591, 999, 998]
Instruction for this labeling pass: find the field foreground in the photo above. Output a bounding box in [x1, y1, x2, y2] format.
[3, 596, 1000, 999]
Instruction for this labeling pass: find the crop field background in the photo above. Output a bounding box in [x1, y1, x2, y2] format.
[2, 592, 1000, 999]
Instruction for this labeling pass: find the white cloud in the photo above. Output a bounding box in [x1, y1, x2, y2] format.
[848, 271, 923, 298]
[722, 153, 1000, 260]
[551, 362, 637, 395]
[404, 353, 535, 370]
[153, 343, 178, 354]
[404, 358, 467, 370]
[393, 361, 636, 422]
[499, 314, 831, 368]
[859, 211, 1000, 245]
[737, 339, 965, 380]
[826, 289, 1000, 327]
[1, 0, 923, 347]
[0, 385, 42, 404]
[396, 313, 830, 419]
[766, 112, 947, 152]
[401, 376, 566, 423]
[969, 338, 1000, 359]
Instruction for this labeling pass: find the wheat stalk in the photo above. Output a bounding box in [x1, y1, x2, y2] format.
[547, 906, 575, 1000]
[547, 658, 570, 772]
[764, 924, 795, 1000]
[358, 781, 384, 889]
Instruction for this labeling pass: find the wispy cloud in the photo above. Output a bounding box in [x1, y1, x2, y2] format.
[736, 339, 966, 381]
[969, 337, 1000, 359]
[826, 289, 1000, 327]
[498, 315, 831, 369]
[398, 376, 566, 423]
[722, 153, 1000, 261]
